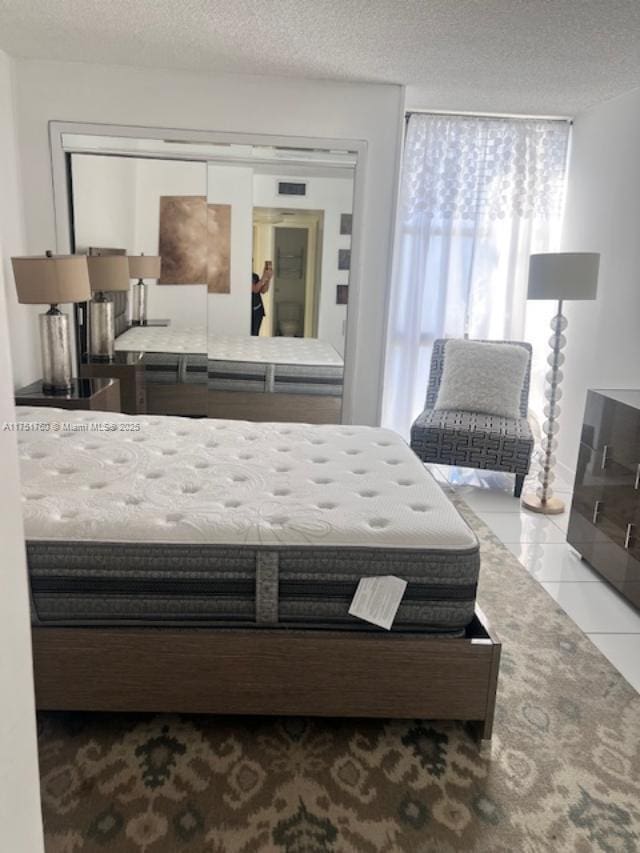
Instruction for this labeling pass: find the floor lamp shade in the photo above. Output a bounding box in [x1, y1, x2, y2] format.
[528, 253, 600, 301]
[87, 256, 131, 360]
[128, 254, 161, 325]
[11, 255, 91, 393]
[522, 252, 600, 515]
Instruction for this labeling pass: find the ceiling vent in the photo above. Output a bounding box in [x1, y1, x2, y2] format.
[277, 181, 307, 197]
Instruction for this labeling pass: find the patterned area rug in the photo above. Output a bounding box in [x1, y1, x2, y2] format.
[38, 496, 640, 853]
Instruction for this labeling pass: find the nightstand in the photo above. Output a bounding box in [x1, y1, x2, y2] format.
[81, 353, 146, 414]
[15, 378, 121, 412]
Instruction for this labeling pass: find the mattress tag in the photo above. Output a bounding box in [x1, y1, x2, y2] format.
[348, 576, 407, 631]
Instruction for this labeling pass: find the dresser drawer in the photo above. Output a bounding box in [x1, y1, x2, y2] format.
[598, 486, 639, 542]
[567, 501, 611, 555]
[567, 512, 640, 607]
[574, 440, 639, 512]
[583, 391, 640, 470]
[572, 475, 640, 562]
[596, 510, 640, 560]
[572, 443, 605, 521]
[600, 457, 639, 531]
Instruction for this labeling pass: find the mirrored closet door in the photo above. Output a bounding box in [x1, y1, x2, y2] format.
[206, 148, 355, 424]
[54, 128, 361, 423]
[70, 152, 208, 417]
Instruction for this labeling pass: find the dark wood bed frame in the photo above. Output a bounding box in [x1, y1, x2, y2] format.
[139, 382, 342, 424]
[31, 607, 500, 746]
[146, 383, 207, 417]
[208, 389, 343, 424]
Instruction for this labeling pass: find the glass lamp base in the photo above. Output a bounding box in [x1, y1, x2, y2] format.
[521, 493, 565, 515]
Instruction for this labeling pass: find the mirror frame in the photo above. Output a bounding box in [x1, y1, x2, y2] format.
[49, 120, 367, 424]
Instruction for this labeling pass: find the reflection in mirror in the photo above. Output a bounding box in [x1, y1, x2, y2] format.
[207, 157, 355, 423]
[61, 133, 357, 423]
[70, 155, 208, 417]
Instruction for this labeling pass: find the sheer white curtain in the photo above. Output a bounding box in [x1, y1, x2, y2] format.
[382, 113, 570, 436]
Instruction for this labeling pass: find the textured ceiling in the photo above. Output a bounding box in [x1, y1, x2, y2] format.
[1, 0, 639, 115]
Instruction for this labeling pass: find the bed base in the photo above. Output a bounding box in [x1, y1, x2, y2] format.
[31, 607, 500, 745]
[145, 383, 207, 417]
[208, 389, 342, 424]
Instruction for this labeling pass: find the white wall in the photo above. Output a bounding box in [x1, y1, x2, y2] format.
[72, 154, 207, 328]
[253, 173, 353, 354]
[558, 86, 640, 472]
[134, 159, 208, 327]
[13, 59, 404, 424]
[1, 55, 40, 388]
[72, 153, 138, 253]
[0, 49, 45, 853]
[207, 163, 253, 336]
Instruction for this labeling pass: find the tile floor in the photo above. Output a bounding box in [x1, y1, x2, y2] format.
[428, 463, 640, 694]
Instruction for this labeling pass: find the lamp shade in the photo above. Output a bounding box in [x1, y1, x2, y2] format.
[528, 252, 600, 301]
[87, 255, 130, 293]
[128, 255, 162, 279]
[12, 255, 91, 305]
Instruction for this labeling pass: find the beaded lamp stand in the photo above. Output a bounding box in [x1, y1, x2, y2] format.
[522, 299, 566, 515]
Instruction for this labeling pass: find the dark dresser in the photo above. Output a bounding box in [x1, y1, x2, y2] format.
[568, 389, 640, 609]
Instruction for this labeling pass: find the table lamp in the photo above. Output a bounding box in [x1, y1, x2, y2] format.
[128, 254, 161, 325]
[11, 252, 91, 393]
[522, 252, 600, 515]
[87, 255, 130, 360]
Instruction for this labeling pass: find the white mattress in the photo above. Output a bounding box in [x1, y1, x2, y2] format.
[17, 407, 476, 551]
[114, 325, 206, 354]
[207, 335, 344, 367]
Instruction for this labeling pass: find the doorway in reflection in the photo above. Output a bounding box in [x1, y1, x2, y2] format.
[253, 209, 323, 340]
[274, 225, 309, 337]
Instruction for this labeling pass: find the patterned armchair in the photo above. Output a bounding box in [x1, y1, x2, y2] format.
[410, 339, 534, 497]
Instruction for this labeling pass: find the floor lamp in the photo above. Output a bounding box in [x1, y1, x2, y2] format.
[522, 252, 600, 515]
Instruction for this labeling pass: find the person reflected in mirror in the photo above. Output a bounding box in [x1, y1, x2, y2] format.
[251, 261, 273, 336]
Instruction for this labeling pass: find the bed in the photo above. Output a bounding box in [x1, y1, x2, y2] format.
[19, 407, 500, 742]
[113, 325, 207, 415]
[207, 335, 344, 423]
